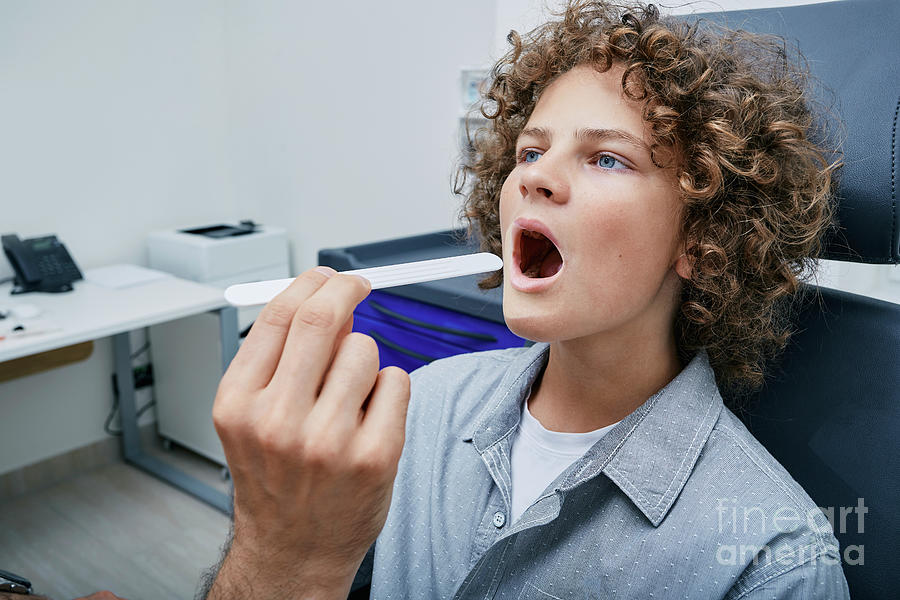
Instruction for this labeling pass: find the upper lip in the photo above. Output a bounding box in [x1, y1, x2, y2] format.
[512, 217, 564, 258]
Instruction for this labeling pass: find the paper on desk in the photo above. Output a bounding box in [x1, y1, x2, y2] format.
[84, 264, 172, 289]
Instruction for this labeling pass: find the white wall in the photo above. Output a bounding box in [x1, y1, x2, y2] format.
[223, 0, 496, 271]
[0, 0, 236, 269]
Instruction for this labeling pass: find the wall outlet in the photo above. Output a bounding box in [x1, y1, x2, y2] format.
[111, 364, 154, 396]
[133, 364, 154, 389]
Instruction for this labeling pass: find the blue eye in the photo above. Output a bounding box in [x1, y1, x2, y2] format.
[522, 150, 542, 163]
[595, 154, 626, 170]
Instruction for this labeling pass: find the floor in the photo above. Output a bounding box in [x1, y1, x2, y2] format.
[0, 442, 232, 600]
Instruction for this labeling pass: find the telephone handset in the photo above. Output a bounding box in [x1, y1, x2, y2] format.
[1, 233, 84, 294]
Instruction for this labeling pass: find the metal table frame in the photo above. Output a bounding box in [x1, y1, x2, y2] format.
[113, 305, 238, 514]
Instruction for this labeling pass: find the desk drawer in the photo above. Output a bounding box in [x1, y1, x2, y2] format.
[356, 290, 524, 352]
[352, 290, 526, 372]
[351, 314, 466, 372]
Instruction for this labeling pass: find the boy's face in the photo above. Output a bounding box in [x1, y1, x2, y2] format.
[499, 65, 686, 346]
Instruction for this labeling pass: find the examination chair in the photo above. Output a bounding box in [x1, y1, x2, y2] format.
[705, 1, 900, 598]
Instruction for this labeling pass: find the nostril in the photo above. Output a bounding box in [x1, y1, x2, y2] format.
[537, 187, 552, 198]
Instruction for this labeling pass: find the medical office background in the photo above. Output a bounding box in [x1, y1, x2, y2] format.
[1, 0, 896, 487]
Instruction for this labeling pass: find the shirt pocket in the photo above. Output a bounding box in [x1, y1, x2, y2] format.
[517, 582, 563, 600]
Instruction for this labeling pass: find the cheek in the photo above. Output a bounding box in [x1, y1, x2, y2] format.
[499, 176, 517, 224]
[579, 204, 650, 256]
[498, 176, 521, 256]
[578, 199, 679, 270]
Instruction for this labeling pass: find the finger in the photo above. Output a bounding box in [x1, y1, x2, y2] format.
[319, 312, 356, 397]
[330, 312, 355, 376]
[359, 366, 410, 457]
[311, 332, 380, 427]
[338, 312, 354, 340]
[222, 267, 335, 391]
[269, 273, 371, 398]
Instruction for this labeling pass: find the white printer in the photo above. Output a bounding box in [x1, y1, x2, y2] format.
[147, 220, 288, 324]
[146, 221, 290, 466]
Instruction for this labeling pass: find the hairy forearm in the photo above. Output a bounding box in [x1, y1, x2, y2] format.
[203, 536, 357, 600]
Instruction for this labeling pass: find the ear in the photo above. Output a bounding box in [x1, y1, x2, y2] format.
[673, 241, 694, 280]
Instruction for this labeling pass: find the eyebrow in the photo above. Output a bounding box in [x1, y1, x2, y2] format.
[518, 126, 648, 151]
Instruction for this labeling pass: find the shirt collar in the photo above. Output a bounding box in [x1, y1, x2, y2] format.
[462, 342, 723, 527]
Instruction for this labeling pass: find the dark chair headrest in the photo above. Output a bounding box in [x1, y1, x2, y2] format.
[696, 0, 899, 264]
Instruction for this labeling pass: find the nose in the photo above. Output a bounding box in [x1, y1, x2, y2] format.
[518, 153, 570, 204]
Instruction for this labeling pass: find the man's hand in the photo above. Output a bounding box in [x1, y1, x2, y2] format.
[208, 267, 410, 599]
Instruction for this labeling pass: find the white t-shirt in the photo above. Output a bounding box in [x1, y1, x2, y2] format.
[510, 389, 620, 523]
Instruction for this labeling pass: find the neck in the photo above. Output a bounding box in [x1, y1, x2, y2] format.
[528, 327, 684, 434]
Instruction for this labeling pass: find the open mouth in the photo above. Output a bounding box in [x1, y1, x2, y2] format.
[518, 229, 563, 278]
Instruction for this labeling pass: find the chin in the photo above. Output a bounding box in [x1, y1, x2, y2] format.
[506, 319, 558, 344]
[502, 294, 567, 343]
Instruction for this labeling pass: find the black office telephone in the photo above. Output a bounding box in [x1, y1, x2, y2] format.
[2, 233, 83, 294]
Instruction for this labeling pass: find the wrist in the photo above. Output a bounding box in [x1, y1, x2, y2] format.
[209, 537, 359, 600]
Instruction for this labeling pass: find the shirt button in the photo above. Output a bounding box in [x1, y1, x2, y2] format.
[492, 511, 506, 528]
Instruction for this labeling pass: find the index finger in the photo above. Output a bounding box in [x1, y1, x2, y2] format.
[222, 266, 335, 391]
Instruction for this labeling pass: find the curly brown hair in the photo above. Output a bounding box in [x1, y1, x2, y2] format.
[454, 0, 839, 404]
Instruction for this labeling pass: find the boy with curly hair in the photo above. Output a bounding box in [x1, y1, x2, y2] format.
[204, 2, 850, 598]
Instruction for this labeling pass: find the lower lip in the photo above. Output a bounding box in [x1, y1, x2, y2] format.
[509, 251, 564, 293]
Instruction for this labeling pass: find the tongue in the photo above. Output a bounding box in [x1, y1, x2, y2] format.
[539, 248, 563, 277]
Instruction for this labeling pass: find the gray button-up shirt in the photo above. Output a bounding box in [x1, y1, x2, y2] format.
[354, 343, 850, 599]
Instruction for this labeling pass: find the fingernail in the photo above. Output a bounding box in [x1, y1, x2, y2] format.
[314, 266, 336, 277]
[353, 274, 372, 287]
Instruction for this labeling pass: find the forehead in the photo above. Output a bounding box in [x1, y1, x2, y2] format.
[524, 64, 648, 142]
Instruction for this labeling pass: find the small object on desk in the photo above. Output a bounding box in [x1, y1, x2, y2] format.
[224, 252, 504, 307]
[9, 303, 42, 319]
[2, 233, 83, 294]
[83, 264, 172, 289]
[0, 307, 61, 342]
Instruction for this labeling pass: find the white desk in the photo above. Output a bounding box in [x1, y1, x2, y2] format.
[0, 274, 238, 513]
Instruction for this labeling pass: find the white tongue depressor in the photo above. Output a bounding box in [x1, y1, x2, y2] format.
[224, 252, 503, 307]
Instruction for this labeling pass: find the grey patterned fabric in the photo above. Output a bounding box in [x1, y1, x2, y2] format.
[353, 343, 849, 599]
